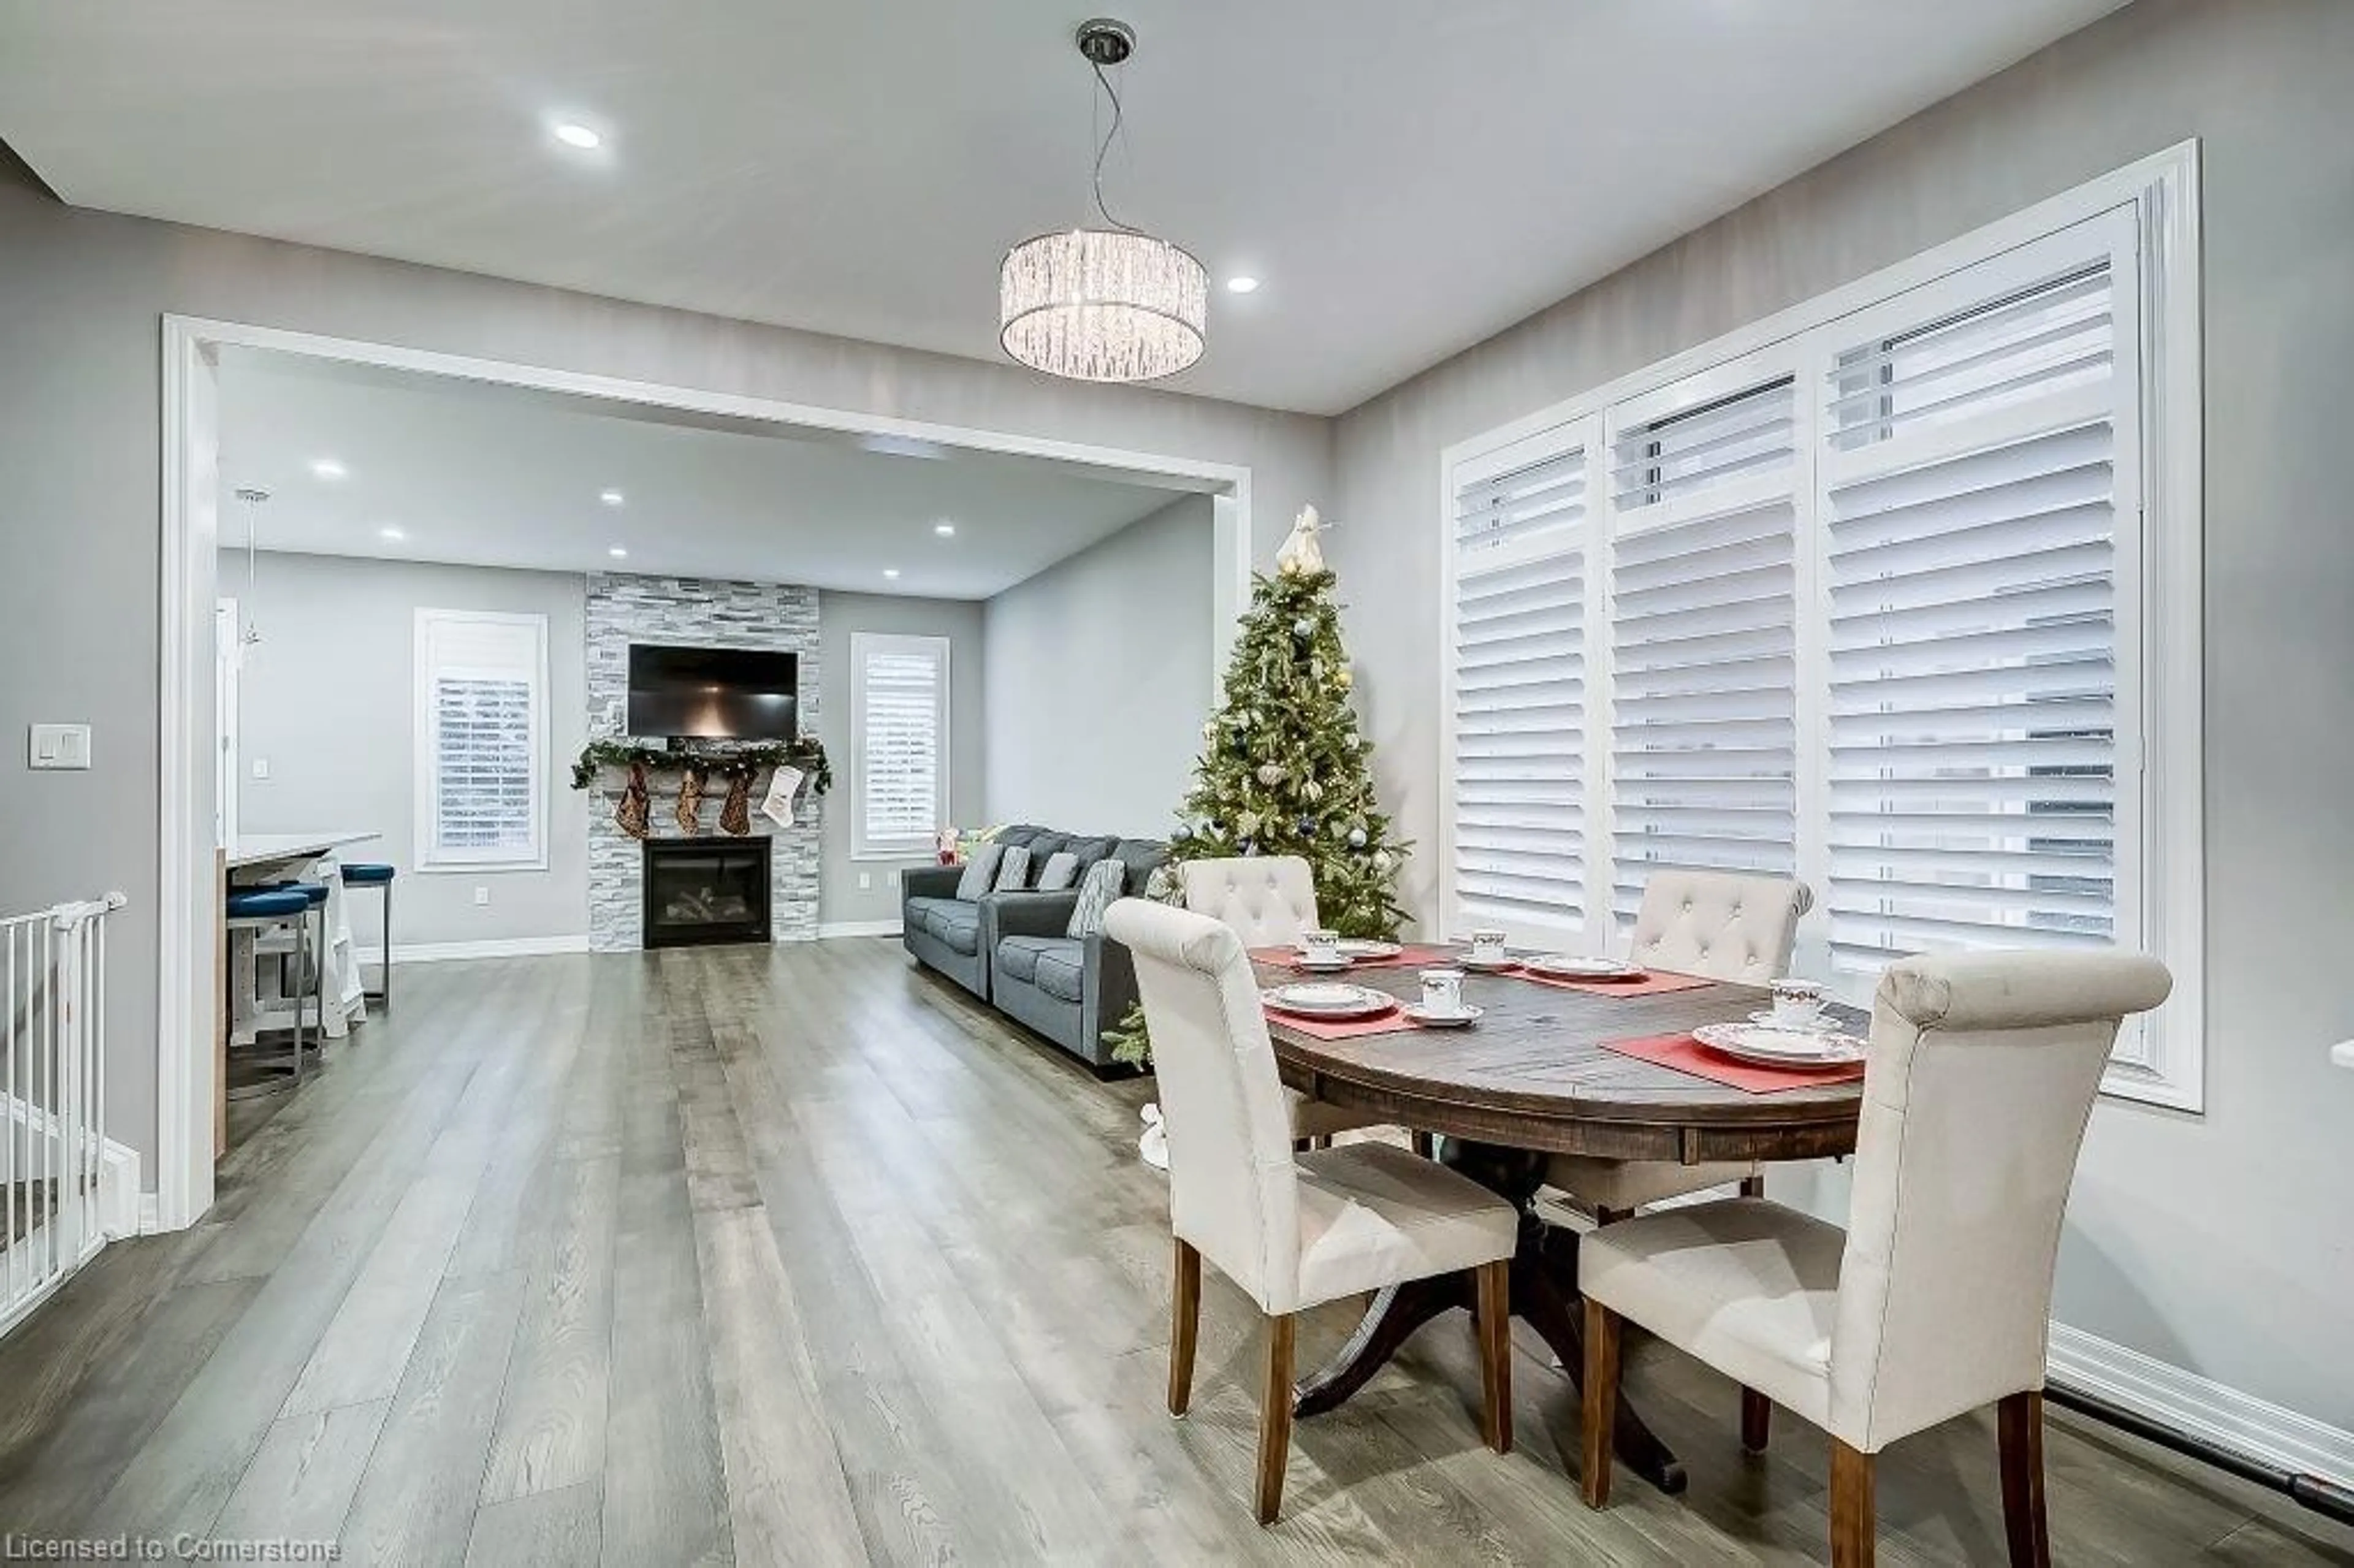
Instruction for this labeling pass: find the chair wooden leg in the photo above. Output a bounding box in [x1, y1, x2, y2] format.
[1739, 1173, 1765, 1198]
[1579, 1296, 1621, 1508]
[1831, 1439, 1876, 1568]
[1255, 1313, 1296, 1526]
[1168, 1239, 1200, 1417]
[1473, 1260, 1512, 1453]
[1410, 1130, 1435, 1159]
[1741, 1388, 1772, 1452]
[1999, 1391, 2051, 1568]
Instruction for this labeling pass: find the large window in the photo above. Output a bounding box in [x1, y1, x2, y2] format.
[414, 609, 548, 871]
[1440, 152, 2201, 1108]
[851, 632, 951, 859]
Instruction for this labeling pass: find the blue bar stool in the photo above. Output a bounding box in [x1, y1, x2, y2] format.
[341, 862, 397, 1011]
[225, 886, 316, 1096]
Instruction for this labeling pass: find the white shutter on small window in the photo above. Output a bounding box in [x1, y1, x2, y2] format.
[1607, 379, 1800, 920]
[1820, 259, 2125, 969]
[1450, 443, 1586, 927]
[417, 611, 545, 868]
[855, 636, 948, 857]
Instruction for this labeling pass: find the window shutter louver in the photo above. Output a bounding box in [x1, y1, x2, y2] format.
[416, 611, 546, 869]
[1450, 442, 1587, 929]
[853, 634, 950, 858]
[1607, 379, 1800, 921]
[1819, 259, 2126, 970]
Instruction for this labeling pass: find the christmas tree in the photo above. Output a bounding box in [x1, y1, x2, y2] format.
[1111, 508, 1409, 1065]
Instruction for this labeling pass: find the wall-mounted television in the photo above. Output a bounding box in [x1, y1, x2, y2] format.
[627, 644, 799, 740]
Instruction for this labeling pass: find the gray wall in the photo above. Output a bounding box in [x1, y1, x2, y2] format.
[1330, 0, 2354, 1429]
[0, 151, 1329, 1181]
[221, 551, 590, 951]
[815, 590, 986, 929]
[982, 493, 1213, 835]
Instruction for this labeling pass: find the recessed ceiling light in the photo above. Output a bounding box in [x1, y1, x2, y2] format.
[934, 522, 956, 537]
[552, 121, 602, 150]
[600, 489, 625, 506]
[883, 568, 901, 580]
[378, 525, 406, 541]
[309, 457, 347, 480]
[1225, 276, 1261, 295]
[608, 546, 628, 558]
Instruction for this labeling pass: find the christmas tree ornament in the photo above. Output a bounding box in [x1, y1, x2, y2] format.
[1170, 822, 1193, 842]
[1348, 826, 1368, 848]
[1274, 503, 1328, 575]
[1335, 668, 1354, 691]
[1256, 762, 1286, 786]
[1292, 616, 1314, 639]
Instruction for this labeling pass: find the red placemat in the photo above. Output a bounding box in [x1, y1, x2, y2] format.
[1249, 943, 1457, 972]
[1260, 1002, 1419, 1040]
[1516, 967, 1715, 998]
[1601, 1032, 1867, 1094]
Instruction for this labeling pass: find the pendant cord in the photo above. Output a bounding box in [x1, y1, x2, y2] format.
[1089, 58, 1143, 235]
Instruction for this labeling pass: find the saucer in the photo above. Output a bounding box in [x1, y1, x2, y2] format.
[1460, 953, 1518, 972]
[1404, 1003, 1482, 1029]
[1294, 957, 1355, 975]
[1748, 1010, 1835, 1032]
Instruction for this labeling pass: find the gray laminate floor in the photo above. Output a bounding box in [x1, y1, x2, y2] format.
[0, 942, 2346, 1566]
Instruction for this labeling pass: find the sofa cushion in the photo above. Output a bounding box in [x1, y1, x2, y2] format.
[904, 896, 961, 931]
[1024, 831, 1072, 868]
[996, 935, 1068, 985]
[1067, 859, 1126, 938]
[992, 845, 1032, 891]
[1111, 838, 1170, 891]
[954, 844, 1003, 902]
[1034, 851, 1081, 891]
[928, 903, 983, 955]
[1031, 942, 1089, 1003]
[1064, 834, 1119, 869]
[996, 825, 1045, 851]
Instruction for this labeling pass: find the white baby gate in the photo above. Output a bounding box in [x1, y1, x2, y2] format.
[0, 891, 126, 1338]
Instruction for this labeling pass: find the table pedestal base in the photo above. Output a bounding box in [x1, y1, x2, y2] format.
[1292, 1140, 1688, 1495]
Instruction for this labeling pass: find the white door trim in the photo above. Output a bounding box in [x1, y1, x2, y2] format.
[158, 314, 1254, 1231]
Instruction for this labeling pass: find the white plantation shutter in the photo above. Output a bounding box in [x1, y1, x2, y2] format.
[1448, 436, 1588, 932]
[1818, 228, 2136, 971]
[1606, 378, 1800, 921]
[416, 611, 546, 869]
[853, 633, 950, 858]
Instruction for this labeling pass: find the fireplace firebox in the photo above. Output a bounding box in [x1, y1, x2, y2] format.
[642, 836, 772, 948]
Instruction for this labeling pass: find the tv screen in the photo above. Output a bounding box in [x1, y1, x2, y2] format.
[627, 644, 799, 740]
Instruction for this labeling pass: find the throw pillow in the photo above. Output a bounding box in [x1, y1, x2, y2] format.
[991, 844, 1032, 892]
[1067, 858, 1126, 938]
[954, 842, 1003, 902]
[1034, 850, 1080, 891]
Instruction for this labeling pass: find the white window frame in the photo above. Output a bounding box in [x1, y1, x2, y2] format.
[850, 631, 952, 862]
[1437, 143, 2203, 1111]
[413, 607, 549, 873]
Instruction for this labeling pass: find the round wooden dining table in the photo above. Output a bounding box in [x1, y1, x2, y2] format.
[1255, 949, 1866, 1494]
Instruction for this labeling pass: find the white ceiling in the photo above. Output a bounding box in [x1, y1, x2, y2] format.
[1, 1, 2128, 414]
[216, 349, 1187, 598]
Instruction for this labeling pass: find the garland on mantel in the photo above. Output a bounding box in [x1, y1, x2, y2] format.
[567, 738, 833, 796]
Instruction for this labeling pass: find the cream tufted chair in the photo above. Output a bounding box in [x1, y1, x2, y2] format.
[1577, 950, 2172, 1567]
[1177, 857, 1387, 1144]
[1545, 870, 1815, 1217]
[1107, 897, 1519, 1524]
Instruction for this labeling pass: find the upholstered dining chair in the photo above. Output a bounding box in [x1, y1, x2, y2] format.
[1105, 897, 1520, 1526]
[1576, 950, 2173, 1567]
[1176, 856, 1388, 1147]
[1544, 869, 1816, 1220]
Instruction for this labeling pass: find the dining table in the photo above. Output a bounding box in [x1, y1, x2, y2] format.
[1255, 946, 1867, 1494]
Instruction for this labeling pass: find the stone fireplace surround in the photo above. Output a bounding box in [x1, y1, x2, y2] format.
[585, 573, 821, 951]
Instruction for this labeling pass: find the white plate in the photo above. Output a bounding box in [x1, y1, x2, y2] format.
[1693, 1022, 1865, 1070]
[1459, 954, 1518, 973]
[1265, 983, 1395, 1019]
[1404, 1003, 1482, 1029]
[1525, 954, 1647, 981]
[1293, 957, 1355, 975]
[1333, 938, 1403, 960]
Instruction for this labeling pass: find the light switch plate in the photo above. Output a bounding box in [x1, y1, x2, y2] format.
[250, 756, 271, 780]
[473, 886, 490, 907]
[29, 723, 92, 770]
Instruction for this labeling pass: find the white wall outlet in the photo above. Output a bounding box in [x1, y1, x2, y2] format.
[886, 869, 901, 888]
[250, 756, 271, 780]
[473, 885, 490, 907]
[858, 872, 872, 891]
[28, 723, 92, 771]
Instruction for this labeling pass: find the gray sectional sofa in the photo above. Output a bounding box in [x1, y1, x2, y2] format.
[901, 825, 1167, 1070]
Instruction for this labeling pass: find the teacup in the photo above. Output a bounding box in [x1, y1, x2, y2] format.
[1419, 968, 1468, 1018]
[1300, 927, 1343, 965]
[1770, 978, 1828, 1029]
[1468, 929, 1509, 965]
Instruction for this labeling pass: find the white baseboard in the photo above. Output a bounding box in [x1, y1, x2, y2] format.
[2048, 1322, 2354, 1487]
[360, 934, 592, 965]
[818, 919, 903, 939]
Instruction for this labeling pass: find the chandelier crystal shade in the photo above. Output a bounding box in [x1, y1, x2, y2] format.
[999, 227, 1208, 383]
[998, 18, 1206, 384]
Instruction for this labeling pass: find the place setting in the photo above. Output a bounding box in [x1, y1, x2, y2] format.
[1602, 979, 1871, 1092]
[1262, 961, 1487, 1038]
